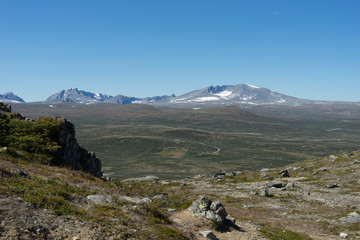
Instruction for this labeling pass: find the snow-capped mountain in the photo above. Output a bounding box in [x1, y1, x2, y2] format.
[0, 92, 25, 103]
[45, 88, 175, 105]
[46, 88, 113, 104]
[157, 84, 311, 106]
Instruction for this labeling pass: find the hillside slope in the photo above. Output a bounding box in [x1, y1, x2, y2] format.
[1, 140, 359, 239]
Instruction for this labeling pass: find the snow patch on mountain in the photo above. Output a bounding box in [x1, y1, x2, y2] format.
[246, 84, 260, 89]
[193, 96, 220, 102]
[214, 90, 232, 99]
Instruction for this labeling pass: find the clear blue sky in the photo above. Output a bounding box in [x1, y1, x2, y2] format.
[1, 0, 359, 102]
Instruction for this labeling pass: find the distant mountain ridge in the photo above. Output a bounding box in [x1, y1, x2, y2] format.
[3, 84, 355, 106]
[45, 88, 175, 105]
[46, 88, 113, 104]
[42, 84, 312, 106]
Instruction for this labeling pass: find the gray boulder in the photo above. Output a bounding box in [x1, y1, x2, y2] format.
[340, 213, 360, 223]
[189, 196, 235, 225]
[260, 188, 270, 197]
[87, 195, 114, 204]
[118, 196, 152, 204]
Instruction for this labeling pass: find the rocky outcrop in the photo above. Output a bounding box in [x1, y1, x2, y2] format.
[0, 103, 102, 177]
[57, 118, 102, 177]
[0, 102, 11, 112]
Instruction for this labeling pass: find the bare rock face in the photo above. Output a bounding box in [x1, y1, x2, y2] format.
[57, 118, 102, 177]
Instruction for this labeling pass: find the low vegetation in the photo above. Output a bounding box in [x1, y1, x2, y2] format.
[13, 103, 360, 179]
[0, 115, 63, 165]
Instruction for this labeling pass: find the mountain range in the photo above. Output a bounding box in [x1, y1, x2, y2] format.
[0, 84, 353, 106]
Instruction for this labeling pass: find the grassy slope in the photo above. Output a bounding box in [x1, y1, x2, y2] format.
[13, 103, 360, 178]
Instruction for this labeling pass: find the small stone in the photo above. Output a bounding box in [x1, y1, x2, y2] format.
[213, 171, 226, 178]
[11, 169, 28, 177]
[353, 159, 360, 164]
[225, 171, 236, 177]
[243, 205, 255, 208]
[325, 182, 338, 188]
[167, 208, 176, 212]
[260, 168, 270, 172]
[18, 170, 28, 177]
[141, 197, 152, 203]
[122, 175, 159, 182]
[339, 232, 348, 238]
[152, 193, 168, 200]
[250, 189, 258, 195]
[201, 230, 218, 240]
[260, 188, 270, 197]
[267, 181, 286, 188]
[0, 147, 7, 152]
[278, 169, 290, 177]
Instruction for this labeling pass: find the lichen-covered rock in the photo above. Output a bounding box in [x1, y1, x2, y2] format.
[188, 196, 234, 225]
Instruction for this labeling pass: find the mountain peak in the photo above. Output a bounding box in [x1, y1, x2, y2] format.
[0, 92, 25, 103]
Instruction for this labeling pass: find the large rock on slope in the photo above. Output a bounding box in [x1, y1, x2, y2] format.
[188, 196, 234, 225]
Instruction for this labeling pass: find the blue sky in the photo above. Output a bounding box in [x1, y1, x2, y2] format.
[1, 0, 359, 102]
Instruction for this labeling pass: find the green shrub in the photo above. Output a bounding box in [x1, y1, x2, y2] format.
[155, 226, 187, 240]
[260, 225, 310, 240]
[4, 175, 88, 216]
[1, 117, 63, 165]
